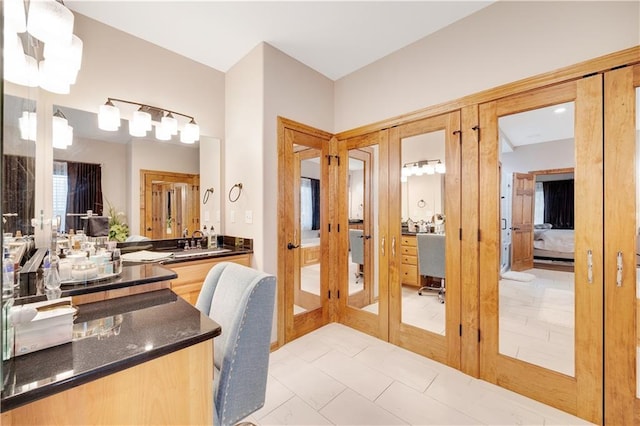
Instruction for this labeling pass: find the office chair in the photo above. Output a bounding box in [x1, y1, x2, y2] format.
[349, 229, 364, 282]
[417, 233, 445, 303]
[195, 262, 276, 426]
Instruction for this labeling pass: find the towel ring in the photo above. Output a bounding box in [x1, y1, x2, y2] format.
[202, 187, 214, 204]
[228, 183, 243, 203]
[417, 199, 426, 208]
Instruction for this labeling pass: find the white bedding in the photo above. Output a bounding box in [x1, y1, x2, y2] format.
[533, 229, 574, 254]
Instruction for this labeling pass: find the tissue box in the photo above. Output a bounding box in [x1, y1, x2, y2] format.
[14, 297, 76, 356]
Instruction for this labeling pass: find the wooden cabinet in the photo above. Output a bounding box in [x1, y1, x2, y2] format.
[166, 254, 252, 305]
[1, 340, 213, 425]
[301, 245, 321, 266]
[400, 235, 419, 286]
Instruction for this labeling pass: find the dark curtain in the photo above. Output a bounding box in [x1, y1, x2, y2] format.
[310, 178, 320, 231]
[66, 161, 103, 233]
[2, 155, 35, 236]
[543, 179, 574, 229]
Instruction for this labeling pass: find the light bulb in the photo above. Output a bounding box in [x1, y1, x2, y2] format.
[161, 114, 178, 135]
[98, 102, 121, 131]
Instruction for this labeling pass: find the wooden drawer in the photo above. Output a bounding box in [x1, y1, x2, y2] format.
[401, 245, 417, 256]
[401, 236, 416, 246]
[401, 264, 418, 285]
[401, 254, 417, 265]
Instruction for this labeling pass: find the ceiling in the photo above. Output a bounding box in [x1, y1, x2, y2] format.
[65, 1, 494, 81]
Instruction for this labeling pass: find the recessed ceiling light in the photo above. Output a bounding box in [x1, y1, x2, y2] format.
[554, 107, 566, 114]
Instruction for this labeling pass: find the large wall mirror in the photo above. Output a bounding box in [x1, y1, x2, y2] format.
[2, 84, 221, 299]
[498, 101, 576, 376]
[400, 130, 446, 335]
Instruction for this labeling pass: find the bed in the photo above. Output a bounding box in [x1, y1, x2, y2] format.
[533, 228, 574, 261]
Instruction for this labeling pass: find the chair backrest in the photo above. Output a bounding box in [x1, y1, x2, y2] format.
[349, 229, 364, 265]
[417, 233, 446, 279]
[195, 262, 276, 426]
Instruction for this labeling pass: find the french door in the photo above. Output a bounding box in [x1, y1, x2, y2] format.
[388, 111, 462, 367]
[603, 64, 640, 425]
[278, 118, 333, 342]
[336, 130, 389, 340]
[478, 77, 603, 422]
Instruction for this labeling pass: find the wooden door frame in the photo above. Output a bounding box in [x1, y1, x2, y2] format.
[277, 117, 333, 346]
[478, 79, 603, 423]
[140, 169, 199, 239]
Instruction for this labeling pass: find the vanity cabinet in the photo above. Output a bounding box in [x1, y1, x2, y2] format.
[400, 235, 419, 287]
[167, 254, 252, 305]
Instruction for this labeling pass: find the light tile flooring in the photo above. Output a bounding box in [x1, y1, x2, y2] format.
[499, 268, 574, 376]
[241, 323, 592, 425]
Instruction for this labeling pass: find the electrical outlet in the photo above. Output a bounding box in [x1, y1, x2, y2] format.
[245, 210, 253, 224]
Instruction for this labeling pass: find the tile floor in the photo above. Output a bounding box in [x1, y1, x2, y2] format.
[499, 268, 575, 376]
[241, 323, 593, 425]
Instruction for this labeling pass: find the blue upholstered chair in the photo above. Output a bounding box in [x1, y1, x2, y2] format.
[195, 262, 277, 426]
[417, 233, 446, 303]
[349, 229, 365, 282]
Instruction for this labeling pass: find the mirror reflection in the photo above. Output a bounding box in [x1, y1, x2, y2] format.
[294, 147, 322, 315]
[400, 131, 446, 334]
[347, 147, 378, 313]
[499, 101, 576, 376]
[3, 94, 36, 238]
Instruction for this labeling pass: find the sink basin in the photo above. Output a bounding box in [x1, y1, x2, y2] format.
[171, 248, 231, 259]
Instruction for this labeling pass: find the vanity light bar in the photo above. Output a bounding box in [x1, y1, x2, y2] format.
[402, 159, 446, 177]
[97, 98, 200, 143]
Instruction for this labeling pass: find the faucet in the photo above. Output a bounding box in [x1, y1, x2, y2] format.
[191, 230, 204, 249]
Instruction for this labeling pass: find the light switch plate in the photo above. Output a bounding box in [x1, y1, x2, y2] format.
[230, 210, 235, 223]
[245, 210, 253, 224]
[204, 211, 210, 222]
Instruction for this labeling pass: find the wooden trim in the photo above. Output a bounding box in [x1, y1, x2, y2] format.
[528, 167, 574, 176]
[336, 46, 640, 140]
[460, 104, 479, 377]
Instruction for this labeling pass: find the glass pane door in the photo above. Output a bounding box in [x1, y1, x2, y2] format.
[280, 121, 331, 342]
[479, 79, 603, 423]
[388, 111, 461, 367]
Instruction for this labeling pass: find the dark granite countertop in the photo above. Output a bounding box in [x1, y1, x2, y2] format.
[159, 244, 253, 266]
[17, 263, 177, 305]
[1, 288, 221, 412]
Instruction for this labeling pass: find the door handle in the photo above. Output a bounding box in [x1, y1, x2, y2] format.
[287, 242, 300, 250]
[587, 249, 593, 284]
[381, 237, 385, 256]
[616, 251, 623, 287]
[391, 237, 396, 257]
[363, 235, 371, 240]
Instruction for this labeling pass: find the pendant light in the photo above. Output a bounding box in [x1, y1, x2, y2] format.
[52, 109, 73, 149]
[98, 100, 121, 131]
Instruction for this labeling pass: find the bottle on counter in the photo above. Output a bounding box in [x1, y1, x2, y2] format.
[209, 226, 218, 249]
[44, 249, 62, 300]
[203, 225, 209, 248]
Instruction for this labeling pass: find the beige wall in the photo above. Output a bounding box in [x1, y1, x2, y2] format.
[225, 42, 334, 274]
[334, 1, 640, 132]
